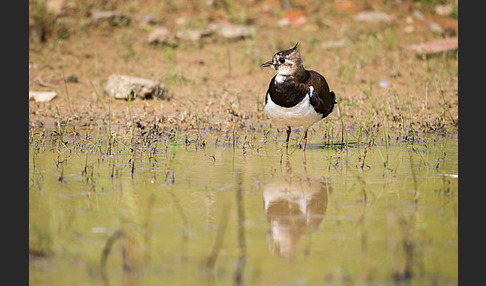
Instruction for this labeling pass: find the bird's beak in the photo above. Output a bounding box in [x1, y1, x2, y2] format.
[260, 61, 272, 68]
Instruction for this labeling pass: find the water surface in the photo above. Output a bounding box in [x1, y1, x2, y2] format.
[29, 129, 458, 285]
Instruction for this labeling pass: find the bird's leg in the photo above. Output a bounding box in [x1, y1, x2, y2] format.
[285, 127, 292, 149]
[302, 128, 308, 152]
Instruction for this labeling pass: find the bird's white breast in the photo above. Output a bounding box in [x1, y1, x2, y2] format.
[264, 86, 323, 128]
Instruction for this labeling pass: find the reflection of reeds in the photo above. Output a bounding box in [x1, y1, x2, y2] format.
[408, 152, 419, 204]
[100, 229, 125, 284]
[205, 203, 231, 269]
[354, 173, 368, 205]
[235, 172, 246, 285]
[143, 193, 157, 265]
[387, 208, 421, 283]
[98, 226, 143, 284]
[386, 209, 401, 281]
[168, 190, 189, 228]
[29, 224, 53, 260]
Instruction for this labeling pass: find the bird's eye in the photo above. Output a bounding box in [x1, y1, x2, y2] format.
[279, 57, 285, 64]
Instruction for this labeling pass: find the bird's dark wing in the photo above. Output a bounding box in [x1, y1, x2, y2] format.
[305, 70, 336, 118]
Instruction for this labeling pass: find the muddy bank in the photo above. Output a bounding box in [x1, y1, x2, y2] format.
[29, 0, 458, 142]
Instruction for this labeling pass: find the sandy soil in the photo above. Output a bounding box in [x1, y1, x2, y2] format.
[29, 0, 458, 140]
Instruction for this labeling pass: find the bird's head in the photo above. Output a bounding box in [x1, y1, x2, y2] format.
[260, 42, 303, 76]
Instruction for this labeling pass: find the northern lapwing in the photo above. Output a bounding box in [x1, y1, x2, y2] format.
[261, 43, 336, 151]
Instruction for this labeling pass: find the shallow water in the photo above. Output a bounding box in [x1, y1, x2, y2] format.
[29, 129, 458, 285]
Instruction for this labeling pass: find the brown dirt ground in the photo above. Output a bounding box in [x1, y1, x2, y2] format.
[29, 0, 458, 142]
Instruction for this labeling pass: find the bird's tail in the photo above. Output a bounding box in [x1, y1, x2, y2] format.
[323, 91, 336, 117]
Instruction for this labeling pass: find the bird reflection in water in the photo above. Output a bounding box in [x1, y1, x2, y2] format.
[263, 160, 331, 260]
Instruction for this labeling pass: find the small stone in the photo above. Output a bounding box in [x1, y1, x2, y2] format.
[208, 22, 254, 40]
[90, 10, 130, 26]
[140, 14, 155, 26]
[428, 22, 443, 34]
[412, 9, 426, 21]
[408, 37, 458, 56]
[46, 0, 65, 15]
[354, 11, 393, 23]
[435, 4, 453, 16]
[176, 29, 213, 41]
[175, 17, 188, 26]
[29, 91, 57, 102]
[103, 74, 166, 100]
[379, 80, 389, 88]
[277, 18, 291, 27]
[146, 27, 178, 46]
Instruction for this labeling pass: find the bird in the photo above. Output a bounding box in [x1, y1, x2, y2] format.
[260, 43, 336, 151]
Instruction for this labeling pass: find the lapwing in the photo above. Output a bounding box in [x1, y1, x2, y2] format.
[261, 43, 336, 151]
